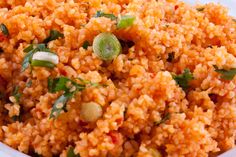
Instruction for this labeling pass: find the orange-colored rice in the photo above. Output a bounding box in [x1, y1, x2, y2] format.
[0, 0, 236, 157]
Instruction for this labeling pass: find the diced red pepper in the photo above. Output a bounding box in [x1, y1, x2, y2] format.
[175, 5, 179, 10]
[79, 120, 88, 126]
[107, 131, 120, 144]
[59, 68, 67, 76]
[115, 118, 123, 125]
[0, 33, 6, 42]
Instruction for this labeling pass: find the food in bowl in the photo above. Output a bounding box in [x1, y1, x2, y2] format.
[0, 0, 236, 156]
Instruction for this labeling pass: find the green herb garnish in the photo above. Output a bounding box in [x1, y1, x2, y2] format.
[21, 44, 52, 72]
[167, 52, 174, 62]
[50, 92, 73, 118]
[82, 41, 90, 49]
[154, 113, 170, 126]
[214, 65, 236, 80]
[173, 68, 194, 90]
[48, 77, 85, 93]
[12, 86, 22, 103]
[117, 15, 135, 29]
[0, 24, 9, 36]
[48, 77, 106, 118]
[94, 11, 117, 21]
[67, 147, 80, 157]
[48, 77, 86, 118]
[26, 80, 32, 87]
[43, 30, 64, 44]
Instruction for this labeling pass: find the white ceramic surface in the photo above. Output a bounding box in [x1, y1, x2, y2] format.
[0, 0, 235, 157]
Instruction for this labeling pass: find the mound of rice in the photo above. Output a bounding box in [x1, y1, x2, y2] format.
[0, 0, 236, 156]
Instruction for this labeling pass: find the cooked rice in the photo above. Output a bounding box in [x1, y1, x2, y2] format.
[0, 0, 236, 157]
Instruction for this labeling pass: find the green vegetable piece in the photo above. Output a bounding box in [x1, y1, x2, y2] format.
[50, 92, 73, 118]
[214, 65, 236, 80]
[94, 11, 117, 21]
[173, 68, 194, 90]
[82, 41, 90, 49]
[49, 77, 104, 118]
[93, 33, 121, 61]
[12, 86, 22, 103]
[23, 44, 34, 53]
[154, 113, 170, 126]
[196, 7, 204, 11]
[80, 102, 103, 122]
[31, 60, 56, 68]
[21, 49, 35, 72]
[36, 44, 51, 52]
[48, 77, 85, 93]
[26, 80, 32, 87]
[167, 52, 174, 62]
[21, 44, 53, 72]
[43, 30, 64, 44]
[67, 147, 80, 157]
[117, 15, 135, 29]
[0, 23, 9, 36]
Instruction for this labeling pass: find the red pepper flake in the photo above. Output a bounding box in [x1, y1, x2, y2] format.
[59, 68, 67, 76]
[78, 120, 88, 126]
[115, 118, 123, 125]
[174, 5, 179, 10]
[209, 94, 218, 103]
[107, 131, 120, 144]
[0, 33, 6, 42]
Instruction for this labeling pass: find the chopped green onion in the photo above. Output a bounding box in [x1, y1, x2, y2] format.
[12, 86, 21, 103]
[21, 44, 55, 72]
[67, 147, 80, 157]
[0, 24, 9, 36]
[117, 15, 135, 29]
[23, 44, 34, 53]
[93, 33, 121, 61]
[31, 51, 59, 68]
[214, 65, 236, 80]
[94, 11, 117, 21]
[31, 60, 56, 68]
[82, 41, 90, 49]
[173, 68, 194, 90]
[43, 30, 64, 44]
[154, 113, 170, 126]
